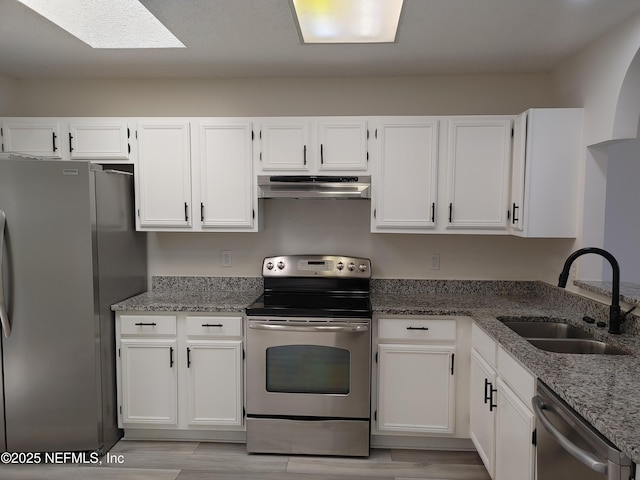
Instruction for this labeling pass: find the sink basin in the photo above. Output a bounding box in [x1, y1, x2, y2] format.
[501, 321, 592, 339]
[497, 316, 628, 355]
[527, 338, 628, 355]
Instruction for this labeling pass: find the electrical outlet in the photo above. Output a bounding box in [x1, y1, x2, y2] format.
[221, 250, 232, 268]
[429, 254, 440, 270]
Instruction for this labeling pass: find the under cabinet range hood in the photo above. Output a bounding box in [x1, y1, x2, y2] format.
[258, 175, 371, 199]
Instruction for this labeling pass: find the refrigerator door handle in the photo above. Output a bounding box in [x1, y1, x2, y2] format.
[0, 210, 11, 338]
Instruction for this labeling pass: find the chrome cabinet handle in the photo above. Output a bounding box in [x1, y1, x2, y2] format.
[532, 396, 607, 474]
[0, 210, 11, 338]
[248, 322, 369, 333]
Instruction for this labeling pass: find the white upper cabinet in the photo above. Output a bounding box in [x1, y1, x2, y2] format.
[317, 118, 369, 171]
[136, 120, 192, 229]
[1, 119, 63, 158]
[1, 118, 133, 162]
[135, 118, 259, 232]
[445, 117, 512, 231]
[68, 119, 132, 161]
[257, 117, 369, 173]
[371, 118, 439, 232]
[196, 120, 255, 230]
[258, 118, 311, 171]
[509, 108, 583, 238]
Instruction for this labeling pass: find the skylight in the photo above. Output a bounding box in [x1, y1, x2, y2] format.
[16, 0, 185, 49]
[291, 0, 404, 44]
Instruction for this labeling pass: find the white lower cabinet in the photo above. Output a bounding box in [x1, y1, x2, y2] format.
[120, 339, 179, 425]
[374, 316, 472, 441]
[469, 323, 536, 480]
[186, 341, 243, 426]
[495, 377, 535, 480]
[116, 312, 244, 436]
[378, 343, 455, 433]
[470, 348, 497, 477]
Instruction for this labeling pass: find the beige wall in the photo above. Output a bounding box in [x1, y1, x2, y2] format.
[0, 74, 18, 115]
[149, 201, 575, 281]
[5, 74, 552, 117]
[2, 72, 580, 283]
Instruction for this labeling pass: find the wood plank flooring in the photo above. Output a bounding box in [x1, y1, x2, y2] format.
[0, 440, 491, 480]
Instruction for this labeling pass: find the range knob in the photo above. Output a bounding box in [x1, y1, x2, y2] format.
[347, 262, 356, 271]
[266, 261, 274, 270]
[337, 261, 345, 271]
[277, 261, 285, 270]
[358, 263, 368, 272]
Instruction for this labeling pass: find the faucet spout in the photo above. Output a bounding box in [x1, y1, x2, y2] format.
[558, 247, 623, 334]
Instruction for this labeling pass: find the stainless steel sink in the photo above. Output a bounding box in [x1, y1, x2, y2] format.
[527, 338, 628, 355]
[501, 321, 592, 339]
[497, 316, 628, 355]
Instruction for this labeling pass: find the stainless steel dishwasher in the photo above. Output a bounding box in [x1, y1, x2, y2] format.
[532, 380, 634, 480]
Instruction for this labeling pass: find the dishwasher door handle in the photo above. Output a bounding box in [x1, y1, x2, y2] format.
[532, 395, 607, 474]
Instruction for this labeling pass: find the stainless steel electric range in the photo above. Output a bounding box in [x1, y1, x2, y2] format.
[245, 255, 372, 457]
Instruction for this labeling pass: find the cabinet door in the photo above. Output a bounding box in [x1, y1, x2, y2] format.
[446, 118, 512, 230]
[137, 120, 192, 228]
[373, 119, 439, 230]
[318, 119, 368, 171]
[259, 119, 311, 171]
[120, 339, 178, 426]
[69, 120, 131, 160]
[495, 378, 536, 480]
[186, 340, 243, 426]
[2, 121, 63, 158]
[377, 343, 455, 433]
[199, 121, 254, 229]
[509, 112, 527, 233]
[510, 108, 582, 238]
[470, 349, 497, 478]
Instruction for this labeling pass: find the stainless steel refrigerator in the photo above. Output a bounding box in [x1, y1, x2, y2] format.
[0, 157, 147, 453]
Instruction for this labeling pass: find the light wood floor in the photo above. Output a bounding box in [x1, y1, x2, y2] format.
[0, 440, 491, 480]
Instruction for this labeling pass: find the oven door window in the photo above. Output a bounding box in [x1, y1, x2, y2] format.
[266, 345, 350, 395]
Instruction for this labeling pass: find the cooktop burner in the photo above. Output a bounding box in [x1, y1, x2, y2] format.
[246, 255, 372, 319]
[246, 292, 372, 318]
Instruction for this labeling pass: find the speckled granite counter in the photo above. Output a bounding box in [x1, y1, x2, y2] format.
[372, 280, 640, 465]
[575, 279, 640, 308]
[112, 276, 640, 464]
[111, 276, 262, 312]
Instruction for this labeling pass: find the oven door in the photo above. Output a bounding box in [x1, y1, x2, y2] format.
[246, 317, 371, 419]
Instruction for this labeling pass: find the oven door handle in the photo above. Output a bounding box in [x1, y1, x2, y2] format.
[248, 322, 369, 333]
[532, 395, 607, 474]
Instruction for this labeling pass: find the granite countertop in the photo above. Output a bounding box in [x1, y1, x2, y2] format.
[372, 285, 640, 465]
[111, 276, 262, 312]
[112, 277, 640, 464]
[111, 289, 261, 312]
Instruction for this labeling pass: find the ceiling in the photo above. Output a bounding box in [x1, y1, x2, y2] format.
[1, 0, 640, 79]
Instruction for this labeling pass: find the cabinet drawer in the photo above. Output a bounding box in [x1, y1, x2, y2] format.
[186, 316, 242, 338]
[497, 346, 535, 404]
[472, 323, 497, 367]
[379, 317, 456, 341]
[120, 315, 177, 336]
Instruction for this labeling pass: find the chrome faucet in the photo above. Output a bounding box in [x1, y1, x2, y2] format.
[558, 247, 633, 334]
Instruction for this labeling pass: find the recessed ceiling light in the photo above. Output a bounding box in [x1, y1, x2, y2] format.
[291, 0, 404, 44]
[16, 0, 185, 49]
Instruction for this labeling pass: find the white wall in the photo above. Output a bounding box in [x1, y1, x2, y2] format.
[552, 11, 640, 281]
[603, 139, 640, 284]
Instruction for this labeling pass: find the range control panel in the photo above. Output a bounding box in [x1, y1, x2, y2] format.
[262, 255, 371, 278]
